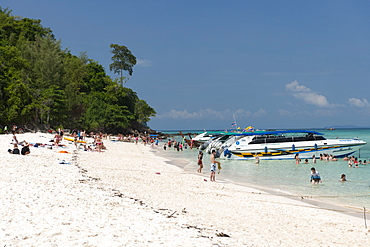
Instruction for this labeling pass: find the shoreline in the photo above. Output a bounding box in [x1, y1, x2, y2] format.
[2, 133, 370, 246]
[152, 144, 369, 220]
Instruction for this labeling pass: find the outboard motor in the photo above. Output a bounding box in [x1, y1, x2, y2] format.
[223, 149, 232, 158]
[200, 139, 212, 150]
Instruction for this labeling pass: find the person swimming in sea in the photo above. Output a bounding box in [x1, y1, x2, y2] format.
[310, 167, 322, 184]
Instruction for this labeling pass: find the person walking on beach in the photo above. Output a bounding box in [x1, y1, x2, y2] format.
[210, 150, 220, 182]
[310, 167, 322, 184]
[197, 151, 203, 173]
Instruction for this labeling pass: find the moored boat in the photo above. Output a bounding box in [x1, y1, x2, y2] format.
[222, 130, 366, 160]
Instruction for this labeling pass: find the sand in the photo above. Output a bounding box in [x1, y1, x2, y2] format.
[1, 133, 369, 246]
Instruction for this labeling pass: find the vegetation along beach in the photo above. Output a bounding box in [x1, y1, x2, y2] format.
[1, 5, 370, 247]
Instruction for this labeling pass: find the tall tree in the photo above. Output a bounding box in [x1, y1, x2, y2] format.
[135, 99, 156, 126]
[19, 34, 65, 127]
[109, 44, 136, 85]
[0, 45, 30, 124]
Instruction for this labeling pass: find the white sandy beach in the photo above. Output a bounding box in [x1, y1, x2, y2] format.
[1, 133, 370, 246]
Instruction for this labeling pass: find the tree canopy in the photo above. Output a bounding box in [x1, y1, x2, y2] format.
[109, 44, 137, 85]
[0, 7, 156, 134]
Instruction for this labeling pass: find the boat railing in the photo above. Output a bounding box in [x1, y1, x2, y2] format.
[249, 135, 326, 144]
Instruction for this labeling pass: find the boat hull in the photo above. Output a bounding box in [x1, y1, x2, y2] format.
[223, 139, 366, 160]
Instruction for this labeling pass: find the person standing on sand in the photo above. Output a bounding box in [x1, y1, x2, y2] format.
[11, 132, 18, 144]
[197, 151, 203, 173]
[210, 150, 220, 182]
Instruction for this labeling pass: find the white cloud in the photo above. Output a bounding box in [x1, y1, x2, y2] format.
[285, 80, 311, 92]
[158, 108, 266, 120]
[158, 108, 224, 119]
[285, 80, 332, 107]
[136, 58, 152, 67]
[278, 109, 294, 117]
[253, 108, 267, 118]
[348, 98, 370, 107]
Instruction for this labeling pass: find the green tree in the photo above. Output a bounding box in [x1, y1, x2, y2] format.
[135, 99, 156, 126]
[61, 52, 88, 129]
[81, 91, 133, 133]
[0, 8, 156, 133]
[0, 45, 30, 124]
[109, 44, 136, 85]
[0, 7, 52, 46]
[19, 34, 65, 126]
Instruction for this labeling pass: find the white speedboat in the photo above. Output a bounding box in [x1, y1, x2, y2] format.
[222, 130, 366, 160]
[204, 134, 243, 154]
[192, 131, 221, 142]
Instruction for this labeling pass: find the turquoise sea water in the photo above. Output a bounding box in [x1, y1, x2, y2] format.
[156, 129, 370, 212]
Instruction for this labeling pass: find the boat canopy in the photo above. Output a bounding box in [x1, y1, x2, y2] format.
[233, 130, 324, 136]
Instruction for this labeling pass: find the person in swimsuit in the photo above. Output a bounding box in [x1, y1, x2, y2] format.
[210, 150, 220, 182]
[54, 133, 61, 146]
[310, 167, 322, 184]
[197, 151, 203, 173]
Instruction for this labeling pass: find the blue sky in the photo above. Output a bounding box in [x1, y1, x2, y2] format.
[4, 0, 370, 130]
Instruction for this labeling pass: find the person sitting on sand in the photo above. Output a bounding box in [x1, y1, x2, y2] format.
[12, 144, 20, 154]
[95, 136, 103, 152]
[21, 141, 30, 155]
[310, 167, 322, 184]
[8, 144, 20, 154]
[54, 133, 62, 146]
[340, 174, 347, 182]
